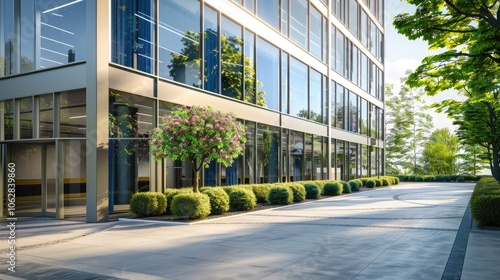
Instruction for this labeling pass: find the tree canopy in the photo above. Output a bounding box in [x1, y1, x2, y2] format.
[422, 128, 459, 175]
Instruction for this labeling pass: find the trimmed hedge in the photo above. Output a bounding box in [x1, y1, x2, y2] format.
[267, 186, 293, 205]
[164, 188, 192, 214]
[322, 182, 343, 196]
[375, 179, 383, 187]
[304, 183, 321, 199]
[365, 179, 376, 188]
[200, 187, 230, 215]
[229, 189, 257, 211]
[471, 176, 500, 226]
[251, 185, 271, 203]
[222, 185, 253, 195]
[171, 192, 211, 219]
[288, 183, 306, 202]
[130, 192, 167, 217]
[341, 181, 351, 194]
[348, 180, 360, 192]
[457, 176, 465, 182]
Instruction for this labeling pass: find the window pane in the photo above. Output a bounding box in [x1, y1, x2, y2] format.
[289, 57, 308, 118]
[310, 6, 322, 59]
[244, 30, 256, 104]
[59, 89, 86, 137]
[290, 0, 308, 48]
[245, 122, 256, 184]
[352, 45, 359, 85]
[281, 52, 288, 113]
[2, 0, 16, 76]
[304, 133, 312, 180]
[109, 91, 153, 138]
[204, 6, 219, 93]
[281, 0, 288, 36]
[290, 130, 303, 181]
[349, 0, 358, 37]
[245, 0, 255, 13]
[21, 1, 35, 73]
[20, 97, 33, 139]
[348, 91, 358, 133]
[309, 69, 322, 123]
[330, 25, 335, 68]
[221, 16, 243, 100]
[349, 142, 358, 179]
[40, 94, 54, 138]
[257, 38, 279, 110]
[257, 0, 279, 30]
[159, 0, 201, 86]
[336, 140, 345, 180]
[3, 100, 13, 140]
[336, 30, 345, 75]
[335, 84, 345, 129]
[361, 98, 368, 136]
[257, 124, 279, 183]
[37, 0, 86, 69]
[313, 135, 323, 180]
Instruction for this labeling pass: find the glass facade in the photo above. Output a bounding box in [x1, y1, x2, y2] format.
[0, 0, 385, 220]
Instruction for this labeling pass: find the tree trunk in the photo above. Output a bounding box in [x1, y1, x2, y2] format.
[193, 170, 200, 193]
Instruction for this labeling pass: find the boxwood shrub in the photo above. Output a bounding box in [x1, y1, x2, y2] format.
[130, 192, 167, 217]
[267, 186, 293, 205]
[365, 179, 376, 188]
[164, 188, 192, 214]
[348, 180, 360, 192]
[375, 179, 383, 187]
[457, 176, 465, 182]
[251, 184, 271, 203]
[415, 176, 424, 182]
[171, 192, 211, 219]
[471, 177, 500, 226]
[341, 181, 351, 193]
[380, 178, 391, 186]
[322, 182, 343, 196]
[229, 189, 257, 211]
[408, 175, 416, 181]
[200, 187, 229, 215]
[304, 183, 321, 199]
[288, 183, 306, 202]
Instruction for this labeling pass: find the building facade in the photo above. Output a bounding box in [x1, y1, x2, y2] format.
[0, 0, 384, 222]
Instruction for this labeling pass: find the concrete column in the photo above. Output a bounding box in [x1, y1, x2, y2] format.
[86, 0, 109, 222]
[55, 140, 64, 219]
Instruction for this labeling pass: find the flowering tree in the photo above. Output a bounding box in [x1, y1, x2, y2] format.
[151, 106, 246, 192]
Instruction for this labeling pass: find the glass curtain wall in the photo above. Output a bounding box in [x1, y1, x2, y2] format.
[256, 38, 279, 110]
[289, 57, 308, 118]
[256, 124, 279, 183]
[290, 130, 303, 181]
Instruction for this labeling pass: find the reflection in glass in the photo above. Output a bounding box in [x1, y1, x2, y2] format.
[290, 130, 303, 181]
[20, 97, 33, 139]
[290, 0, 308, 48]
[309, 69, 322, 123]
[37, 0, 86, 69]
[64, 140, 87, 217]
[40, 94, 54, 138]
[244, 30, 256, 104]
[361, 98, 368, 136]
[304, 134, 312, 180]
[245, 122, 256, 184]
[221, 16, 243, 99]
[257, 0, 279, 30]
[159, 0, 201, 86]
[257, 124, 279, 183]
[335, 84, 345, 129]
[310, 6, 322, 59]
[4, 100, 14, 140]
[59, 89, 86, 138]
[257, 38, 279, 110]
[313, 135, 323, 180]
[109, 91, 153, 138]
[336, 140, 345, 181]
[290, 57, 307, 118]
[21, 1, 35, 73]
[204, 5, 219, 92]
[349, 142, 358, 179]
[349, 91, 358, 133]
[281, 52, 288, 113]
[2, 0, 16, 76]
[282, 129, 289, 182]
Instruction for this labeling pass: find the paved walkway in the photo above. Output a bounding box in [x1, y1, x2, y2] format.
[1, 182, 498, 279]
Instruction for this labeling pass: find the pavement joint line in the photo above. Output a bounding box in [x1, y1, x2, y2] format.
[247, 213, 464, 220]
[0, 222, 119, 254]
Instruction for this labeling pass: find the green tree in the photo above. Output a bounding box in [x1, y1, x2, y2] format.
[385, 80, 432, 174]
[422, 128, 459, 175]
[151, 106, 246, 192]
[458, 143, 488, 176]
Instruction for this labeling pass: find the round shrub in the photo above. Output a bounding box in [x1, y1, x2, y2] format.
[375, 179, 383, 187]
[164, 188, 192, 214]
[408, 175, 416, 181]
[229, 189, 256, 211]
[415, 176, 424, 182]
[354, 179, 363, 187]
[322, 182, 343, 196]
[171, 192, 211, 219]
[288, 183, 306, 202]
[424, 176, 435, 182]
[365, 179, 376, 188]
[393, 177, 400, 184]
[130, 192, 166, 217]
[341, 181, 351, 193]
[360, 178, 370, 185]
[252, 185, 271, 203]
[200, 187, 229, 215]
[381, 178, 391, 186]
[304, 183, 321, 199]
[457, 176, 465, 182]
[267, 186, 293, 205]
[348, 180, 360, 192]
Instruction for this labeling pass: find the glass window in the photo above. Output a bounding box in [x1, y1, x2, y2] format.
[3, 100, 14, 140]
[348, 91, 358, 133]
[335, 84, 345, 129]
[64, 140, 87, 217]
[109, 91, 153, 138]
[361, 9, 369, 47]
[19, 97, 33, 139]
[310, 6, 322, 59]
[335, 30, 345, 75]
[245, 122, 256, 184]
[289, 57, 308, 118]
[330, 25, 335, 68]
[244, 30, 256, 104]
[309, 69, 323, 123]
[37, 0, 86, 69]
[2, 0, 15, 76]
[281, 0, 288, 36]
[257, 124, 279, 183]
[361, 144, 368, 177]
[21, 1, 35, 73]
[290, 0, 308, 49]
[245, 0, 255, 13]
[313, 135, 323, 180]
[361, 98, 368, 136]
[159, 0, 201, 86]
[349, 142, 358, 179]
[281, 51, 289, 113]
[40, 94, 54, 138]
[59, 89, 86, 138]
[336, 140, 345, 181]
[361, 53, 369, 91]
[204, 5, 219, 93]
[304, 133, 312, 180]
[290, 130, 303, 181]
[257, 0, 279, 30]
[221, 16, 243, 100]
[352, 45, 359, 85]
[349, 0, 358, 37]
[281, 128, 289, 182]
[330, 80, 335, 127]
[257, 38, 279, 110]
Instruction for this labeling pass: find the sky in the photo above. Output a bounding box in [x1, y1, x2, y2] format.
[384, 0, 461, 131]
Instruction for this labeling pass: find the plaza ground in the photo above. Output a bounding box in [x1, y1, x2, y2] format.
[1, 182, 499, 279]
